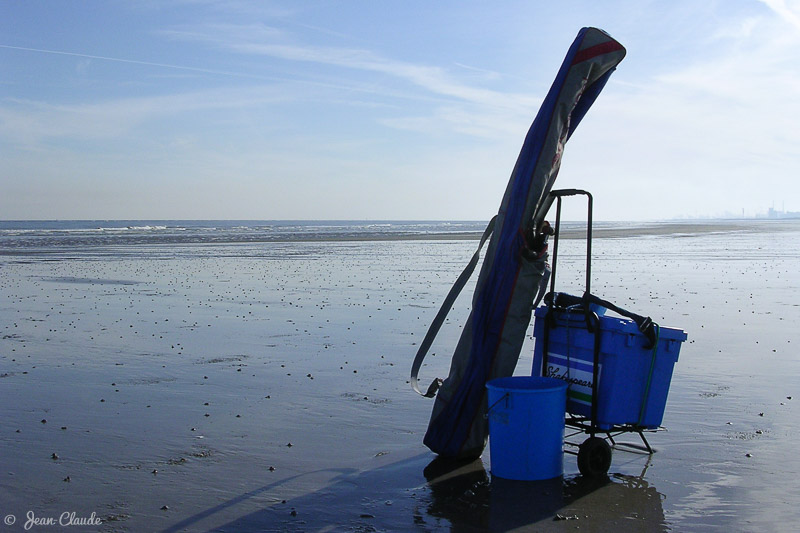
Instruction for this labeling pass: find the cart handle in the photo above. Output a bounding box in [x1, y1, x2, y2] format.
[547, 189, 593, 296]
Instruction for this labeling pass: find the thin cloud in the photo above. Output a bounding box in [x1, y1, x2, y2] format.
[453, 62, 503, 81]
[0, 86, 293, 144]
[0, 44, 268, 80]
[758, 0, 800, 31]
[162, 23, 540, 112]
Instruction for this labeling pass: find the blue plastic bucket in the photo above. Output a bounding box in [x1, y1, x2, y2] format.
[486, 376, 568, 480]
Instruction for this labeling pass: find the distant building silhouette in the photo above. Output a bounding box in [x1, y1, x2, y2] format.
[767, 206, 800, 219]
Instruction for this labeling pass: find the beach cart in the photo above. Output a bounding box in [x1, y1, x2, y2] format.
[531, 189, 687, 477]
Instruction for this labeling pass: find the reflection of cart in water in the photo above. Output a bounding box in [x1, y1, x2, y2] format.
[532, 189, 687, 477]
[423, 453, 668, 531]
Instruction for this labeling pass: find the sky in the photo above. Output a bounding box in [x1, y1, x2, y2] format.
[1, 0, 799, 221]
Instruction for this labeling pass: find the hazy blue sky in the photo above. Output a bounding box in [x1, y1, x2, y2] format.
[2, 0, 798, 221]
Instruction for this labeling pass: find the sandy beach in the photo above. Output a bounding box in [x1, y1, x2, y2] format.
[2, 219, 799, 532]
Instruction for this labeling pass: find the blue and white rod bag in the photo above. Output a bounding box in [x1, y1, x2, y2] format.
[411, 27, 626, 459]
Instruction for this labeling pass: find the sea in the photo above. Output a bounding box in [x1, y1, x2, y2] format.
[0, 218, 763, 251]
[3, 218, 796, 263]
[0, 220, 489, 251]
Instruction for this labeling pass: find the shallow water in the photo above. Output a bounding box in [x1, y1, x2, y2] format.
[1, 221, 799, 531]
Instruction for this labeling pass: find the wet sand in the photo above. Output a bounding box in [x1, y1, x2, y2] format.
[1, 220, 799, 531]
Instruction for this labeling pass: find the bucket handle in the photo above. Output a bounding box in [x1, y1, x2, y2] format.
[484, 392, 510, 419]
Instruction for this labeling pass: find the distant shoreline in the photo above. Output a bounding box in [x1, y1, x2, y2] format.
[312, 219, 800, 242]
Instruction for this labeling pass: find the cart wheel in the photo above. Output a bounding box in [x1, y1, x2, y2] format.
[577, 437, 612, 477]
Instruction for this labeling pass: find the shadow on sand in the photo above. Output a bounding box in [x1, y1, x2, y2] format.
[162, 453, 666, 532]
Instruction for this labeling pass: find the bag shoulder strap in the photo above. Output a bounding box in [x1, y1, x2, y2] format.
[410, 216, 496, 397]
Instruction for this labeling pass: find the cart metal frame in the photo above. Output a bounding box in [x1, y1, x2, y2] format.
[540, 189, 661, 477]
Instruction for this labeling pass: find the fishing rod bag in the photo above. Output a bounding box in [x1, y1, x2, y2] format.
[411, 27, 626, 459]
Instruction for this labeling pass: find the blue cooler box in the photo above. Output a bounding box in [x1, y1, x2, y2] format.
[532, 306, 687, 429]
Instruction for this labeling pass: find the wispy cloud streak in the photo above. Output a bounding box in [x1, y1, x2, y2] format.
[162, 23, 540, 112]
[0, 86, 291, 144]
[757, 0, 800, 30]
[0, 43, 303, 82]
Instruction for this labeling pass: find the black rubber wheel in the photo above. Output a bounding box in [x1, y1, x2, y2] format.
[577, 437, 612, 477]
